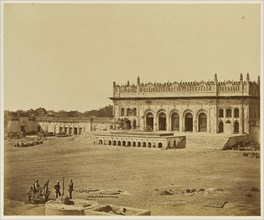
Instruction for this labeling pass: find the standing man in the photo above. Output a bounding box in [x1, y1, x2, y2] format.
[67, 179, 74, 199]
[54, 180, 61, 198]
[34, 179, 40, 192]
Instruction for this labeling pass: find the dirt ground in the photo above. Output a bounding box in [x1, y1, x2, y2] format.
[3, 135, 261, 216]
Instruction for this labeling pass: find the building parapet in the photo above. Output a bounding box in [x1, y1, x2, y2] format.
[112, 74, 260, 98]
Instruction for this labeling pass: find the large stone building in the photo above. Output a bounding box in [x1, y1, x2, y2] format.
[111, 74, 260, 135]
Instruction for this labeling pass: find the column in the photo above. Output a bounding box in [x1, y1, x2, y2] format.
[153, 116, 157, 131]
[239, 106, 243, 134]
[166, 114, 170, 131]
[232, 108, 234, 133]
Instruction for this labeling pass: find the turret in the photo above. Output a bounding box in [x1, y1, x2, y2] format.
[239, 73, 244, 94]
[214, 73, 218, 94]
[137, 77, 140, 93]
[245, 73, 250, 94]
[240, 73, 243, 82]
[246, 73, 250, 82]
[137, 76, 140, 85]
[113, 81, 116, 96]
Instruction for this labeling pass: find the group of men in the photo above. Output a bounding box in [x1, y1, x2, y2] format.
[30, 178, 74, 200]
[53, 178, 74, 199]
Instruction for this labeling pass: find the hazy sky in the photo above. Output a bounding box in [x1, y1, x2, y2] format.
[4, 3, 260, 112]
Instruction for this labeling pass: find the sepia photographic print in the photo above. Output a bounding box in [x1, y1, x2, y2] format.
[0, 0, 263, 219]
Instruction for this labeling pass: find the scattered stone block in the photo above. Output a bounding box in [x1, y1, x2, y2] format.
[204, 200, 227, 208]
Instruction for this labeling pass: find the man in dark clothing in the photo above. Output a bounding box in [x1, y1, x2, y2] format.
[54, 181, 61, 198]
[67, 179, 74, 199]
[34, 179, 40, 192]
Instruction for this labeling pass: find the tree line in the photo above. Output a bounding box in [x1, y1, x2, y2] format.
[6, 105, 113, 118]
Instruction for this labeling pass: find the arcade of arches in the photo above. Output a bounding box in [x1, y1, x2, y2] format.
[116, 107, 245, 134]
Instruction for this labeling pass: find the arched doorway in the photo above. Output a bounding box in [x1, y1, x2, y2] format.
[99, 140, 103, 145]
[125, 119, 131, 130]
[171, 112, 179, 131]
[158, 112, 166, 131]
[198, 113, 207, 132]
[158, 143, 163, 148]
[146, 112, 154, 131]
[218, 121, 224, 133]
[234, 121, 239, 133]
[185, 113, 193, 132]
[108, 140, 112, 145]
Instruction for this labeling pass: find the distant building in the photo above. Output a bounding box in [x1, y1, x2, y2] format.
[4, 112, 113, 135]
[111, 74, 260, 136]
[4, 111, 41, 134]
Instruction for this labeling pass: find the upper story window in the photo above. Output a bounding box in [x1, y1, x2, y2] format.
[226, 109, 232, 118]
[121, 108, 125, 116]
[234, 108, 239, 118]
[127, 108, 132, 116]
[132, 108, 137, 116]
[218, 109, 224, 117]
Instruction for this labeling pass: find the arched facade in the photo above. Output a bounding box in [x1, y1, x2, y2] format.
[112, 74, 260, 134]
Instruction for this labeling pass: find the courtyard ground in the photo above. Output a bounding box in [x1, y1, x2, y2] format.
[3, 135, 261, 216]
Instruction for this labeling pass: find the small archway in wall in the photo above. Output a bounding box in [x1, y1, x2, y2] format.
[148, 142, 152, 147]
[185, 113, 193, 132]
[158, 112, 167, 131]
[218, 121, 224, 133]
[234, 121, 239, 133]
[122, 141, 126, 146]
[108, 140, 112, 145]
[142, 142, 147, 147]
[146, 112, 154, 131]
[198, 112, 207, 132]
[132, 141, 136, 147]
[117, 141, 121, 146]
[171, 112, 179, 131]
[74, 127, 78, 135]
[113, 140, 117, 146]
[158, 142, 163, 148]
[127, 141, 131, 147]
[137, 142, 141, 147]
[99, 140, 103, 145]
